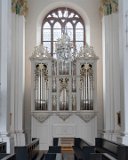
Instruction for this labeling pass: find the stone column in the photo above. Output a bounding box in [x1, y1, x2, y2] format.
[117, 0, 128, 145]
[0, 0, 14, 153]
[12, 14, 25, 146]
[102, 13, 120, 141]
[0, 0, 26, 151]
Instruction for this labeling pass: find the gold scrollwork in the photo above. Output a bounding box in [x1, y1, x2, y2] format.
[59, 77, 69, 91]
[80, 64, 93, 82]
[35, 63, 48, 81]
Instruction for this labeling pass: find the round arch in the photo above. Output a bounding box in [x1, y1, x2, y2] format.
[36, 1, 90, 45]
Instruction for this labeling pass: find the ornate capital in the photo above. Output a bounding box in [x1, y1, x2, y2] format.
[11, 0, 28, 16]
[99, 0, 118, 16]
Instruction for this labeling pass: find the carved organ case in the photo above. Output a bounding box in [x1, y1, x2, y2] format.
[30, 46, 98, 112]
[30, 45, 98, 150]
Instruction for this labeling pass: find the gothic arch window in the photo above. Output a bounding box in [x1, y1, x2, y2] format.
[41, 7, 86, 55]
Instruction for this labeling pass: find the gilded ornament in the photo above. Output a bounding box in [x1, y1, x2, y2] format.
[99, 0, 118, 16]
[11, 0, 28, 16]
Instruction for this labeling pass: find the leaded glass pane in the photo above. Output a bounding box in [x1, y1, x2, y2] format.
[53, 42, 56, 53]
[53, 29, 61, 41]
[76, 22, 83, 29]
[58, 10, 62, 17]
[66, 22, 73, 28]
[76, 42, 84, 52]
[54, 22, 61, 28]
[53, 22, 61, 41]
[73, 20, 76, 24]
[43, 29, 51, 41]
[75, 15, 79, 18]
[66, 22, 73, 40]
[69, 13, 74, 18]
[61, 19, 66, 23]
[43, 42, 51, 53]
[47, 15, 51, 18]
[52, 12, 58, 18]
[76, 29, 84, 41]
[64, 10, 68, 17]
[43, 22, 51, 29]
[67, 29, 73, 41]
[50, 20, 54, 24]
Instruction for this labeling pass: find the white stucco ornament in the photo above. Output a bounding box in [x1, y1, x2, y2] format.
[56, 112, 71, 121]
[76, 112, 96, 122]
[32, 112, 51, 123]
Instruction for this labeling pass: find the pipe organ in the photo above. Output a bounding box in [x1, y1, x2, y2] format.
[30, 55, 98, 111]
[30, 44, 98, 149]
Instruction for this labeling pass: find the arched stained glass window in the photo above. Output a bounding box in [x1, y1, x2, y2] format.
[41, 7, 85, 55]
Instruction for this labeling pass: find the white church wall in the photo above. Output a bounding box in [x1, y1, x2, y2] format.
[25, 0, 103, 143]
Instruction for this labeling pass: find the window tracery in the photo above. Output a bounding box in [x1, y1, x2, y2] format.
[41, 7, 85, 54]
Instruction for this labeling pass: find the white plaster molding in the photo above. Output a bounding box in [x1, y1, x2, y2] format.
[117, 135, 128, 145]
[103, 132, 113, 141]
[32, 112, 51, 123]
[56, 112, 71, 121]
[76, 112, 96, 122]
[32, 111, 97, 123]
[14, 132, 25, 146]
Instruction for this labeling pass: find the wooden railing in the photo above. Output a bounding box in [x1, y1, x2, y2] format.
[90, 138, 128, 160]
[0, 142, 15, 160]
[15, 138, 40, 160]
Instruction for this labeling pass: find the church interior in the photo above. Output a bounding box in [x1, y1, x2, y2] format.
[0, 0, 128, 159]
